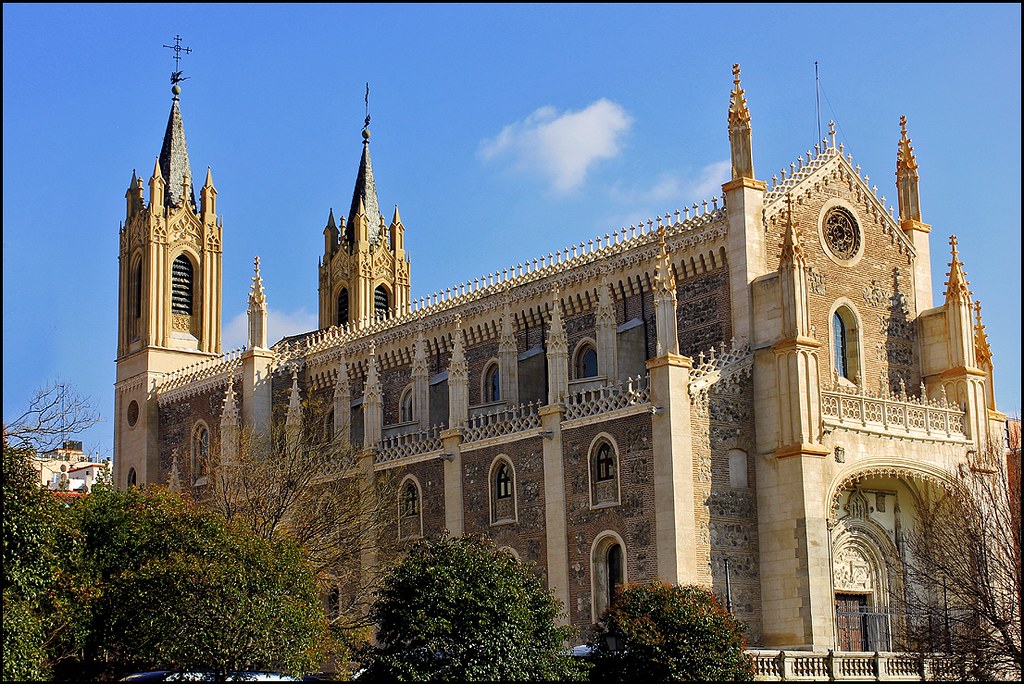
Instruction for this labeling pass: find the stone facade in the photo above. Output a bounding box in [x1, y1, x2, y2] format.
[113, 66, 1010, 652]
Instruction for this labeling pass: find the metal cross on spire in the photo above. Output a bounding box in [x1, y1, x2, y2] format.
[364, 82, 371, 131]
[163, 34, 192, 84]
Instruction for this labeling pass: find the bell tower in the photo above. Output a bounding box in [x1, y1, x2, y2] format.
[114, 71, 223, 489]
[318, 101, 411, 330]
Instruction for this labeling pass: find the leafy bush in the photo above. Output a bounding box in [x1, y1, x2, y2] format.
[364, 533, 587, 681]
[590, 581, 754, 682]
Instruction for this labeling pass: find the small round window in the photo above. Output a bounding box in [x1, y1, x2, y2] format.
[127, 400, 140, 427]
[823, 206, 861, 261]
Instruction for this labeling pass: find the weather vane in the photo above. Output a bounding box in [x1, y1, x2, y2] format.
[364, 82, 371, 131]
[163, 34, 192, 85]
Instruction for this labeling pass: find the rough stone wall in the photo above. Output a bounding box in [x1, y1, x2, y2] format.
[564, 311, 596, 376]
[705, 372, 762, 643]
[380, 363, 413, 426]
[465, 339, 499, 406]
[766, 182, 920, 394]
[562, 413, 656, 635]
[461, 437, 548, 576]
[676, 267, 733, 358]
[158, 384, 229, 486]
[380, 458, 447, 542]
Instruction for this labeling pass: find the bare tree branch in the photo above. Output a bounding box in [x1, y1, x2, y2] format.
[3, 380, 102, 453]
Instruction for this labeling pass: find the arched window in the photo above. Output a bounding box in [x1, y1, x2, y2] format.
[590, 438, 620, 507]
[832, 304, 861, 383]
[337, 288, 349, 326]
[491, 458, 516, 524]
[374, 285, 390, 320]
[575, 342, 599, 379]
[484, 362, 501, 403]
[171, 254, 194, 315]
[191, 422, 210, 484]
[592, 534, 626, 620]
[399, 477, 422, 540]
[399, 387, 414, 423]
[130, 259, 143, 339]
[127, 467, 137, 488]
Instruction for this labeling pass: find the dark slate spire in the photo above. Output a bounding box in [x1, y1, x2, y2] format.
[158, 84, 196, 209]
[347, 125, 382, 244]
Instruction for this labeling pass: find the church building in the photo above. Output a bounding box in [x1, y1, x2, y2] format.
[113, 65, 1009, 655]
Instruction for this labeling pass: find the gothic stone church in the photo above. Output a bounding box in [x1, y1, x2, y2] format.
[113, 66, 1008, 651]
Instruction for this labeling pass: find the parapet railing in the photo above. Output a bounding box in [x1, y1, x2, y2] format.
[820, 382, 968, 442]
[375, 425, 443, 466]
[462, 401, 542, 446]
[747, 650, 923, 681]
[563, 374, 650, 422]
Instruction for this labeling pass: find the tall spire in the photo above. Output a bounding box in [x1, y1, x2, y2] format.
[248, 256, 268, 350]
[728, 63, 755, 181]
[896, 115, 922, 224]
[944, 235, 971, 302]
[159, 82, 196, 209]
[347, 106, 382, 245]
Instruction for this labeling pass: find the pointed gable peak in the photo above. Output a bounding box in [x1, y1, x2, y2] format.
[944, 235, 971, 301]
[326, 207, 337, 229]
[159, 88, 196, 210]
[203, 166, 214, 188]
[392, 204, 402, 226]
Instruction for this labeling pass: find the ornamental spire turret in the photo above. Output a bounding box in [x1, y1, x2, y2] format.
[347, 113, 382, 245]
[896, 115, 922, 225]
[158, 81, 196, 210]
[728, 63, 755, 181]
[944, 236, 971, 303]
[248, 257, 268, 350]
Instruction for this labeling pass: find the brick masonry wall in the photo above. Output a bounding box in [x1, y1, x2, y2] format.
[562, 413, 656, 636]
[677, 266, 732, 359]
[703, 372, 762, 643]
[765, 183, 920, 394]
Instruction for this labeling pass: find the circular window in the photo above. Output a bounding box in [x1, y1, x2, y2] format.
[823, 206, 861, 261]
[127, 400, 140, 427]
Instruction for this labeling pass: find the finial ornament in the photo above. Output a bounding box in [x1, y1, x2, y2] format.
[732, 63, 741, 85]
[163, 34, 192, 90]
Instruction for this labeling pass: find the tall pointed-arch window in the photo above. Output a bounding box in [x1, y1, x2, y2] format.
[575, 342, 598, 379]
[127, 468, 137, 488]
[130, 259, 143, 338]
[171, 254, 194, 315]
[337, 288, 349, 326]
[484, 362, 501, 403]
[191, 422, 209, 484]
[491, 458, 516, 524]
[593, 534, 626, 620]
[399, 386, 414, 423]
[399, 477, 422, 540]
[590, 439, 620, 507]
[832, 305, 861, 383]
[374, 285, 390, 320]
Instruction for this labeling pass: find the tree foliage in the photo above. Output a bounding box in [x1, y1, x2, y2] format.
[205, 393, 399, 636]
[64, 486, 329, 681]
[3, 381, 101, 453]
[2, 441, 73, 681]
[589, 581, 754, 682]
[898, 446, 1021, 681]
[363, 534, 587, 681]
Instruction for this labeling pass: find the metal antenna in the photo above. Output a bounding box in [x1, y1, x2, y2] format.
[163, 34, 192, 84]
[815, 61, 821, 144]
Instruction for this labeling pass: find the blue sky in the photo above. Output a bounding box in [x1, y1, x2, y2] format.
[3, 4, 1020, 459]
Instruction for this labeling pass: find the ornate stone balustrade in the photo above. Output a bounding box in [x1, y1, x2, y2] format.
[463, 401, 542, 446]
[688, 338, 753, 403]
[156, 347, 244, 406]
[820, 384, 968, 443]
[748, 650, 923, 681]
[375, 425, 443, 467]
[563, 375, 650, 423]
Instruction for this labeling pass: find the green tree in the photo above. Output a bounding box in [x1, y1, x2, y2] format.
[364, 534, 587, 681]
[2, 441, 69, 681]
[64, 486, 329, 681]
[589, 581, 754, 682]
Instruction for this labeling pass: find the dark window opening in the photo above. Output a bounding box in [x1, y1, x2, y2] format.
[171, 255, 194, 315]
[374, 285, 389, 320]
[337, 288, 349, 326]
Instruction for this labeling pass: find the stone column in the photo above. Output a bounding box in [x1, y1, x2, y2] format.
[539, 403, 569, 626]
[441, 428, 464, 536]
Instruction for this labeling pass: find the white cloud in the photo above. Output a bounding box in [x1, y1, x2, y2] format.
[479, 99, 633, 193]
[605, 160, 732, 230]
[222, 306, 319, 351]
